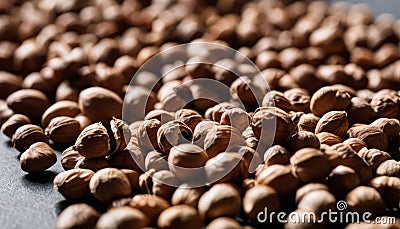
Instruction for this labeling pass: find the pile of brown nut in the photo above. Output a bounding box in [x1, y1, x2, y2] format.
[0, 0, 400, 228]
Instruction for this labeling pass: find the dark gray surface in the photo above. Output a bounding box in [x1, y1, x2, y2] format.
[0, 133, 64, 228]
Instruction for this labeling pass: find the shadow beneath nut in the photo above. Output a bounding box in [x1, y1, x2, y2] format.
[55, 195, 107, 215]
[23, 171, 58, 184]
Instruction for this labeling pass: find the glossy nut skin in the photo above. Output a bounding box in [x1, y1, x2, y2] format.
[20, 142, 56, 173]
[54, 169, 94, 199]
[157, 205, 203, 229]
[56, 204, 99, 229]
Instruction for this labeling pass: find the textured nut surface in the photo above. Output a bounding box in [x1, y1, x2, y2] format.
[157, 120, 193, 155]
[6, 89, 50, 120]
[243, 185, 280, 222]
[56, 204, 99, 229]
[61, 146, 83, 171]
[129, 194, 170, 225]
[1, 114, 31, 138]
[256, 164, 299, 196]
[157, 205, 203, 229]
[310, 86, 351, 116]
[345, 186, 386, 217]
[20, 142, 56, 173]
[315, 111, 349, 137]
[96, 206, 149, 229]
[171, 185, 205, 208]
[45, 116, 80, 144]
[79, 86, 123, 123]
[89, 168, 131, 203]
[12, 124, 48, 152]
[290, 148, 332, 183]
[347, 125, 388, 150]
[74, 122, 110, 158]
[54, 168, 94, 199]
[41, 100, 81, 127]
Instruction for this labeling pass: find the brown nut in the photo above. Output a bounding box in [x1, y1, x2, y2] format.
[0, 71, 23, 99]
[290, 148, 332, 183]
[54, 168, 94, 199]
[284, 88, 311, 113]
[315, 111, 349, 137]
[108, 149, 142, 173]
[175, 109, 203, 132]
[358, 148, 391, 170]
[256, 164, 299, 196]
[45, 116, 80, 144]
[120, 169, 140, 193]
[230, 76, 263, 110]
[152, 170, 178, 201]
[56, 204, 99, 229]
[263, 145, 291, 166]
[243, 185, 280, 222]
[0, 99, 14, 125]
[310, 86, 351, 117]
[342, 138, 367, 152]
[297, 113, 319, 132]
[129, 194, 170, 225]
[61, 146, 83, 171]
[347, 125, 388, 151]
[6, 89, 50, 120]
[345, 186, 386, 217]
[20, 142, 56, 173]
[251, 107, 295, 145]
[74, 123, 110, 159]
[110, 117, 131, 154]
[316, 132, 343, 146]
[79, 87, 123, 123]
[157, 205, 203, 229]
[298, 190, 336, 214]
[193, 120, 219, 149]
[326, 165, 360, 198]
[205, 152, 247, 184]
[41, 101, 81, 127]
[262, 91, 292, 112]
[74, 157, 110, 172]
[206, 217, 242, 229]
[157, 120, 193, 155]
[144, 110, 175, 124]
[96, 206, 149, 229]
[145, 150, 168, 172]
[171, 184, 205, 208]
[295, 183, 330, 204]
[288, 131, 320, 152]
[168, 144, 208, 182]
[203, 125, 246, 158]
[1, 114, 31, 138]
[198, 183, 241, 221]
[220, 107, 250, 132]
[137, 119, 162, 153]
[370, 118, 400, 146]
[370, 91, 399, 118]
[75, 114, 92, 131]
[376, 160, 400, 178]
[347, 97, 375, 124]
[89, 168, 131, 204]
[369, 176, 400, 208]
[12, 124, 48, 152]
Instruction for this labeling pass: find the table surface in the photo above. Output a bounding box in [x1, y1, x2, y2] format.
[0, 1, 399, 228]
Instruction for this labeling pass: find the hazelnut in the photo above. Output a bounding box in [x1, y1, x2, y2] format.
[289, 64, 324, 93]
[297, 113, 319, 132]
[0, 99, 14, 125]
[326, 165, 360, 198]
[168, 144, 208, 182]
[124, 86, 158, 122]
[288, 131, 320, 152]
[295, 183, 330, 204]
[342, 138, 367, 152]
[316, 132, 343, 146]
[206, 217, 242, 229]
[79, 87, 123, 123]
[193, 120, 218, 148]
[12, 124, 48, 152]
[205, 152, 247, 184]
[310, 86, 351, 117]
[203, 125, 246, 158]
[171, 184, 205, 208]
[144, 110, 175, 124]
[157, 205, 203, 229]
[45, 116, 80, 144]
[20, 142, 56, 173]
[345, 186, 386, 217]
[74, 157, 110, 172]
[120, 169, 140, 193]
[110, 117, 131, 154]
[315, 111, 349, 137]
[6, 89, 50, 120]
[198, 183, 241, 221]
[251, 107, 295, 145]
[376, 160, 400, 178]
[291, 148, 332, 183]
[370, 91, 399, 118]
[56, 204, 99, 229]
[74, 123, 110, 159]
[347, 125, 388, 151]
[129, 194, 170, 225]
[263, 145, 291, 166]
[108, 149, 143, 173]
[157, 120, 193, 155]
[369, 176, 400, 208]
[256, 164, 299, 196]
[284, 88, 311, 113]
[41, 100, 81, 127]
[145, 150, 169, 172]
[220, 108, 250, 132]
[262, 91, 292, 112]
[89, 168, 131, 204]
[61, 146, 83, 171]
[230, 76, 263, 110]
[243, 185, 280, 222]
[358, 148, 391, 170]
[1, 114, 31, 138]
[370, 118, 400, 146]
[152, 170, 178, 201]
[298, 190, 336, 214]
[137, 119, 162, 153]
[0, 71, 23, 99]
[96, 207, 149, 229]
[54, 168, 94, 199]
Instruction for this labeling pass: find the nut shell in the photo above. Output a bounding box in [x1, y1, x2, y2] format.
[6, 89, 50, 120]
[157, 205, 203, 229]
[12, 124, 48, 152]
[20, 142, 56, 173]
[96, 206, 149, 229]
[46, 116, 80, 144]
[56, 204, 99, 229]
[74, 123, 110, 158]
[54, 169, 94, 199]
[89, 168, 131, 203]
[1, 114, 31, 138]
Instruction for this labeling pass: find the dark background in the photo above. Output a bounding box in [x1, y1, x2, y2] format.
[0, 0, 399, 228]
